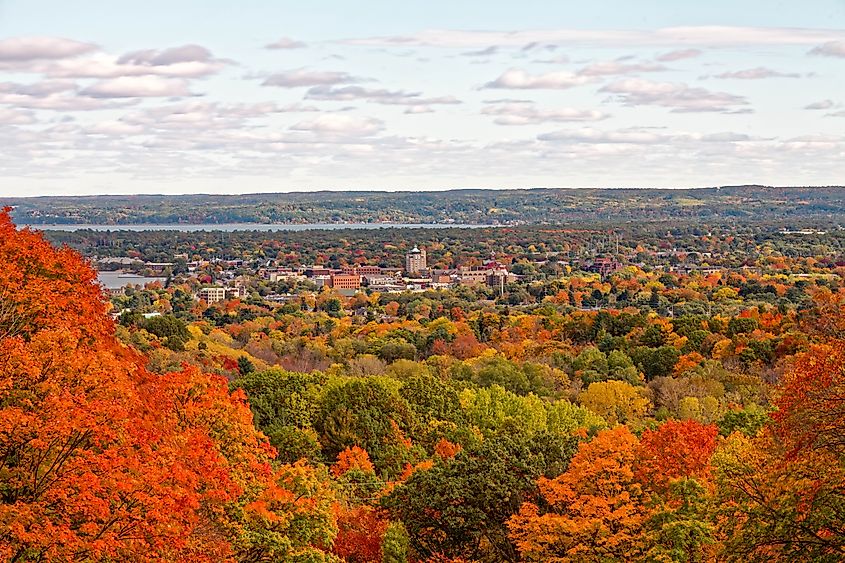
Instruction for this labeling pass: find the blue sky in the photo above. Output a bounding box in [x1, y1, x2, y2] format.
[1, 0, 844, 196]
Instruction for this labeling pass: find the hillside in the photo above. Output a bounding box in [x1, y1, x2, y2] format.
[8, 185, 845, 225]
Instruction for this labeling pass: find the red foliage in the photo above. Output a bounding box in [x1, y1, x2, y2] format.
[772, 341, 845, 458]
[636, 419, 719, 494]
[0, 211, 333, 561]
[332, 505, 388, 562]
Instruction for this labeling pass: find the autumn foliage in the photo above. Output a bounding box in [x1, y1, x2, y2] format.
[0, 211, 337, 561]
[508, 427, 652, 561]
[637, 419, 719, 495]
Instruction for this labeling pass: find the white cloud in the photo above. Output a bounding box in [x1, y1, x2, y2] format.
[0, 36, 96, 61]
[405, 105, 434, 114]
[599, 78, 749, 113]
[712, 67, 801, 79]
[537, 127, 755, 147]
[81, 76, 195, 98]
[0, 79, 134, 110]
[534, 54, 571, 64]
[538, 127, 674, 144]
[0, 108, 37, 125]
[261, 69, 358, 87]
[656, 49, 702, 62]
[305, 85, 460, 106]
[483, 102, 607, 125]
[87, 120, 146, 136]
[483, 68, 592, 89]
[291, 113, 384, 136]
[345, 26, 845, 49]
[119, 44, 213, 66]
[805, 99, 835, 110]
[121, 101, 275, 130]
[577, 61, 667, 76]
[809, 40, 845, 57]
[42, 46, 229, 78]
[265, 37, 307, 49]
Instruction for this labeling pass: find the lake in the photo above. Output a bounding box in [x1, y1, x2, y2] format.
[97, 271, 167, 290]
[27, 223, 493, 232]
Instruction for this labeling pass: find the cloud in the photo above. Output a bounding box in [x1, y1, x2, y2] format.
[462, 46, 499, 57]
[265, 37, 307, 50]
[0, 36, 97, 61]
[0, 108, 37, 125]
[118, 44, 214, 66]
[81, 76, 195, 98]
[805, 99, 835, 110]
[483, 102, 607, 125]
[0, 79, 76, 97]
[712, 67, 801, 79]
[534, 54, 571, 64]
[483, 68, 592, 89]
[538, 127, 674, 144]
[117, 101, 315, 133]
[809, 40, 845, 57]
[261, 69, 358, 87]
[86, 120, 146, 136]
[826, 110, 845, 118]
[38, 45, 229, 78]
[656, 48, 702, 62]
[344, 26, 845, 49]
[537, 127, 753, 145]
[698, 132, 752, 142]
[291, 113, 384, 136]
[577, 60, 667, 76]
[305, 85, 461, 106]
[0, 79, 135, 110]
[599, 78, 749, 113]
[405, 105, 435, 114]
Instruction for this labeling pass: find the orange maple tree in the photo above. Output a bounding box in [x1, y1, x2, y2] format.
[636, 419, 719, 495]
[507, 426, 652, 562]
[332, 445, 376, 477]
[0, 211, 336, 561]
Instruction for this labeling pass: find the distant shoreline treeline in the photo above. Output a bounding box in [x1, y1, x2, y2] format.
[6, 185, 845, 226]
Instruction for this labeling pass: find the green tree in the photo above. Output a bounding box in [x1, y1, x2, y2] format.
[382, 433, 577, 561]
[381, 522, 410, 563]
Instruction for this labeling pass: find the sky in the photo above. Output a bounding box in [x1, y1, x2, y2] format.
[0, 0, 844, 196]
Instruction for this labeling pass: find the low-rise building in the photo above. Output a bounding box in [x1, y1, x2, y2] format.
[198, 287, 227, 304]
[343, 265, 382, 276]
[198, 285, 245, 304]
[329, 273, 361, 290]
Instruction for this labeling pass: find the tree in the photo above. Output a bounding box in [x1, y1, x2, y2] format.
[508, 427, 652, 562]
[315, 377, 417, 474]
[579, 380, 651, 425]
[637, 419, 719, 496]
[237, 354, 256, 375]
[381, 522, 410, 563]
[333, 505, 388, 563]
[0, 211, 339, 561]
[332, 445, 376, 477]
[713, 342, 845, 560]
[382, 433, 577, 561]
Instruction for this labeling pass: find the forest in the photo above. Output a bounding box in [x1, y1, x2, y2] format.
[2, 206, 845, 562]
[10, 185, 845, 225]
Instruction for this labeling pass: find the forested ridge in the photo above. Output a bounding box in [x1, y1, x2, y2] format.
[2, 208, 845, 561]
[10, 185, 845, 225]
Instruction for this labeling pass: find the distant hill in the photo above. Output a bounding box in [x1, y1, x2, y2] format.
[6, 185, 845, 226]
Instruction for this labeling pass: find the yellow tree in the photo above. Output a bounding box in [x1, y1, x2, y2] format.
[579, 380, 651, 425]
